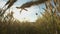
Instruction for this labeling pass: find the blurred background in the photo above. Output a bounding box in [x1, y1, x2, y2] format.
[0, 0, 60, 34]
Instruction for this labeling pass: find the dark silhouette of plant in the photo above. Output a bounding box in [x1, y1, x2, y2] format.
[16, 0, 48, 13]
[0, 0, 48, 15]
[1, 0, 17, 16]
[3, 0, 17, 9]
[1, 0, 60, 34]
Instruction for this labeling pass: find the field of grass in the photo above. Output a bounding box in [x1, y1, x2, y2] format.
[0, 0, 60, 34]
[0, 12, 60, 34]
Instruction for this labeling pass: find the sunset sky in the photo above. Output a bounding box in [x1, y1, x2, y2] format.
[0, 0, 45, 22]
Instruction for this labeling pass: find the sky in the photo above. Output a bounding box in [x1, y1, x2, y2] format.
[0, 0, 45, 22]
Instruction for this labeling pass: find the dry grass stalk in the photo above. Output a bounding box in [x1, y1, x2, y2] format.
[16, 0, 48, 13]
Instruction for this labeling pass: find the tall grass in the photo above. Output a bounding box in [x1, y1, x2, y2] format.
[0, 0, 60, 34]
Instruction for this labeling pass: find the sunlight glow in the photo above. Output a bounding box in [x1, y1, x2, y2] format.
[0, 0, 45, 22]
[12, 7, 38, 22]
